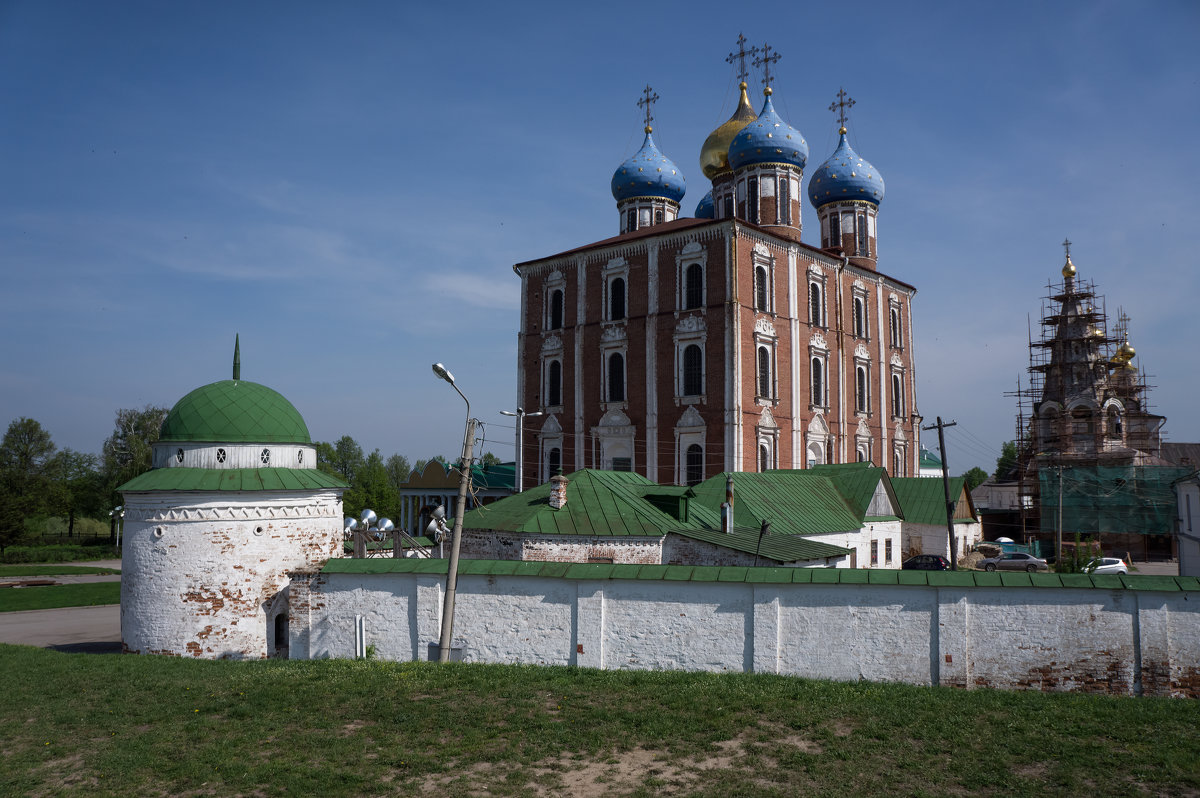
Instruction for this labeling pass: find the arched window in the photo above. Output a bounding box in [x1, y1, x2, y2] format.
[683, 345, 703, 396]
[685, 263, 703, 309]
[548, 447, 561, 477]
[547, 360, 562, 406]
[809, 282, 823, 326]
[853, 296, 866, 338]
[811, 357, 824, 406]
[757, 346, 772, 398]
[857, 214, 868, 255]
[890, 306, 902, 347]
[828, 212, 841, 247]
[626, 208, 636, 233]
[755, 265, 769, 311]
[654, 209, 664, 224]
[1106, 406, 1123, 438]
[891, 373, 903, 418]
[893, 450, 903, 477]
[723, 194, 734, 219]
[610, 278, 626, 321]
[686, 444, 703, 486]
[549, 289, 563, 330]
[777, 177, 790, 224]
[746, 177, 759, 223]
[759, 442, 771, 472]
[608, 352, 624, 402]
[856, 366, 868, 413]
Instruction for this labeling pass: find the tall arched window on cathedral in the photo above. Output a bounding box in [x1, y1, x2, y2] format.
[654, 209, 663, 225]
[548, 447, 561, 476]
[828, 212, 841, 248]
[608, 352, 625, 402]
[811, 357, 824, 407]
[549, 289, 563, 330]
[856, 214, 869, 255]
[685, 263, 703, 309]
[755, 265, 769, 311]
[777, 177, 789, 224]
[1106, 405, 1123, 439]
[891, 373, 903, 418]
[852, 296, 866, 338]
[856, 365, 868, 413]
[809, 281, 823, 326]
[890, 306, 902, 347]
[547, 360, 562, 407]
[757, 346, 772, 399]
[610, 277, 626, 321]
[683, 345, 703, 396]
[758, 442, 771, 472]
[746, 177, 759, 224]
[686, 444, 703, 486]
[626, 208, 636, 233]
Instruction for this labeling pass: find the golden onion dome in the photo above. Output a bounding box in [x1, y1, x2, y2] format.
[1062, 255, 1077, 278]
[1118, 340, 1136, 360]
[699, 82, 757, 180]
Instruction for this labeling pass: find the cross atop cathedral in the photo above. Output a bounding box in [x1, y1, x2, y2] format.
[829, 88, 855, 129]
[753, 43, 781, 88]
[725, 33, 757, 85]
[637, 85, 659, 131]
[1062, 238, 1072, 260]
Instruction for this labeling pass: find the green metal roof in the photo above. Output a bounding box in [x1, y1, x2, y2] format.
[919, 449, 942, 469]
[159, 380, 311, 444]
[118, 467, 347, 492]
[806, 463, 893, 518]
[890, 477, 976, 525]
[471, 462, 516, 491]
[320, 557, 1200, 591]
[691, 469, 867, 536]
[460, 469, 849, 563]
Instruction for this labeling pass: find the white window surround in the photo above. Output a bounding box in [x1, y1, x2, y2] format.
[754, 318, 778, 404]
[602, 257, 630, 323]
[543, 270, 566, 331]
[751, 246, 776, 315]
[674, 406, 706, 487]
[676, 241, 708, 311]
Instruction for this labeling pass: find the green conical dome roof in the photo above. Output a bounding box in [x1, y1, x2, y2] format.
[159, 380, 312, 444]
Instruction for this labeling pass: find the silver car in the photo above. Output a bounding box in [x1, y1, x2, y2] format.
[979, 552, 1049, 573]
[1085, 557, 1129, 575]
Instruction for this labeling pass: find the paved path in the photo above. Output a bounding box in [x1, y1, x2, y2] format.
[0, 604, 121, 654]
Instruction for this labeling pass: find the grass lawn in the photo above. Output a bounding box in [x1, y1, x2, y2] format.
[0, 646, 1196, 797]
[0, 565, 120, 577]
[0, 582, 121, 613]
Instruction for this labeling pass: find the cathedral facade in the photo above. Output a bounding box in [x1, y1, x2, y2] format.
[514, 54, 921, 488]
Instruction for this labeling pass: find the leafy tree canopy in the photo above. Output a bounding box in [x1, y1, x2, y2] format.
[102, 405, 168, 499]
[962, 466, 988, 492]
[994, 441, 1020, 480]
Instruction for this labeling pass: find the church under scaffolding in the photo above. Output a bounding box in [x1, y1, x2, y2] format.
[1006, 243, 1183, 559]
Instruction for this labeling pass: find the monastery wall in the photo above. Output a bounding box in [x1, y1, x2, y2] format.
[290, 567, 1200, 697]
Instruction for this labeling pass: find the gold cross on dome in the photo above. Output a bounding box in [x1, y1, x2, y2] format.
[753, 43, 781, 88]
[637, 85, 659, 130]
[1062, 238, 1072, 260]
[725, 33, 757, 84]
[829, 88, 855, 128]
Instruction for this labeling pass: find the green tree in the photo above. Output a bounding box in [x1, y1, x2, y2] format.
[49, 449, 103, 538]
[0, 418, 58, 555]
[314, 441, 339, 477]
[344, 449, 400, 522]
[994, 441, 1020, 481]
[479, 452, 502, 467]
[385, 453, 411, 490]
[962, 466, 988, 492]
[102, 405, 169, 502]
[332, 436, 365, 483]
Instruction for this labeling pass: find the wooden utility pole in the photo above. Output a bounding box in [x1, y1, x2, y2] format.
[923, 417, 959, 569]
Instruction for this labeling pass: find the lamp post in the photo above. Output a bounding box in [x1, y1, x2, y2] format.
[432, 362, 478, 663]
[500, 407, 543, 493]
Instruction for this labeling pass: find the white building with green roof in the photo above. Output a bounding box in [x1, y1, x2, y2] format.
[119, 342, 347, 659]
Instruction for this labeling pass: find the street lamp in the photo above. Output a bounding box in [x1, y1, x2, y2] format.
[500, 407, 543, 493]
[432, 362, 478, 663]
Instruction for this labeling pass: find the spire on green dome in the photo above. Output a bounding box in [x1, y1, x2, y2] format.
[233, 334, 241, 381]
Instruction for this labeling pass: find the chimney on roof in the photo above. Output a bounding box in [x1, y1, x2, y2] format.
[549, 473, 568, 510]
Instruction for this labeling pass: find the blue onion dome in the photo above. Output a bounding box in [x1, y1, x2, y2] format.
[727, 89, 808, 171]
[807, 127, 885, 208]
[611, 127, 686, 203]
[694, 190, 714, 219]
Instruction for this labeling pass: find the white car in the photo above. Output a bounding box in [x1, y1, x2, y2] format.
[1085, 557, 1129, 575]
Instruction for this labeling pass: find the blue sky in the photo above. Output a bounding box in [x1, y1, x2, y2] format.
[2, 0, 1197, 475]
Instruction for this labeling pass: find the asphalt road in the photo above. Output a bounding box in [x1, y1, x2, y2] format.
[0, 604, 121, 654]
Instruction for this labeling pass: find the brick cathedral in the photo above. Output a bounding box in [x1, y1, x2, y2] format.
[513, 41, 922, 488]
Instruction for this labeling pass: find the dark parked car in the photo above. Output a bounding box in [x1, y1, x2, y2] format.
[978, 552, 1049, 573]
[902, 554, 951, 571]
